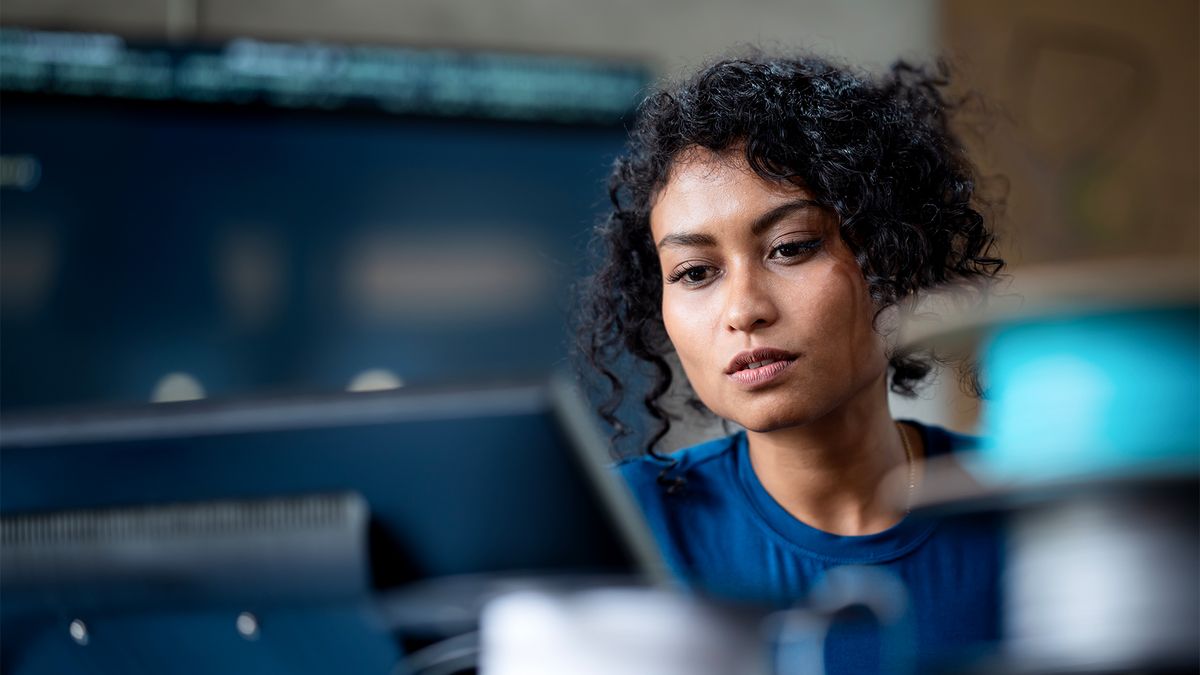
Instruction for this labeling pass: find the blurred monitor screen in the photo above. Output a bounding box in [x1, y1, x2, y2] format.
[0, 28, 648, 412]
[1, 379, 655, 588]
[0, 379, 659, 674]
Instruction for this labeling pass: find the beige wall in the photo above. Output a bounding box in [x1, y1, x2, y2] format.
[942, 0, 1199, 267]
[0, 0, 937, 73]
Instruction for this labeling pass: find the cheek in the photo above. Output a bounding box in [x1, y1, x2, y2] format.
[661, 292, 716, 377]
[802, 259, 887, 369]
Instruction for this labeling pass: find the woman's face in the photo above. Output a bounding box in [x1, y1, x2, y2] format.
[649, 148, 889, 432]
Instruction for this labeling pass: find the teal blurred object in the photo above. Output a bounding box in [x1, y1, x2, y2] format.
[978, 306, 1200, 482]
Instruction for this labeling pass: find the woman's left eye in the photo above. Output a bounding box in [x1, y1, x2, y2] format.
[770, 239, 822, 260]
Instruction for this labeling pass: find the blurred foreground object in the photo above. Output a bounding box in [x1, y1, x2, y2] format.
[2, 492, 369, 611]
[1, 377, 663, 674]
[479, 570, 918, 675]
[480, 588, 760, 675]
[901, 258, 1199, 673]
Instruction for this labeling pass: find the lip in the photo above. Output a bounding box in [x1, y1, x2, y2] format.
[725, 348, 798, 389]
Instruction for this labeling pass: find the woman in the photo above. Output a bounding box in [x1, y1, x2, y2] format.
[580, 54, 1005, 673]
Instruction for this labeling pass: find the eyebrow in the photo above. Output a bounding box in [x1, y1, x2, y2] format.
[655, 199, 823, 251]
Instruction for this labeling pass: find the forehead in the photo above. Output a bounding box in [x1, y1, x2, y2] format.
[649, 148, 813, 236]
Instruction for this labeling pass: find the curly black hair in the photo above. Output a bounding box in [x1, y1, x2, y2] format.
[579, 52, 1004, 462]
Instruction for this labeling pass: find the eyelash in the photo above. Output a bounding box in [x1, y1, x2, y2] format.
[665, 238, 823, 286]
[769, 238, 823, 260]
[665, 261, 713, 285]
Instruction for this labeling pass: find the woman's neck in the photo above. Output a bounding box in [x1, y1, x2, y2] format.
[745, 376, 920, 536]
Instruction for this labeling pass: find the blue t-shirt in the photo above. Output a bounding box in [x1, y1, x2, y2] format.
[618, 422, 1003, 674]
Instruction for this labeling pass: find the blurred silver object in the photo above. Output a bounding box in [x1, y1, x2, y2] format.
[1002, 480, 1198, 672]
[479, 587, 764, 675]
[899, 259, 1200, 673]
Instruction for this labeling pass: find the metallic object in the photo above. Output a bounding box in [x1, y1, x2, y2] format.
[905, 260, 1200, 673]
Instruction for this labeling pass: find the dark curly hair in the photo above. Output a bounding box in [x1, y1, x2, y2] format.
[579, 52, 1004, 463]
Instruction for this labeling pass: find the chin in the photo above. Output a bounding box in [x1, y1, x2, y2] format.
[737, 415, 808, 434]
[720, 396, 822, 434]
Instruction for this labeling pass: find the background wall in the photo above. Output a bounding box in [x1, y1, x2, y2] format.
[0, 0, 937, 72]
[943, 0, 1199, 267]
[2, 0, 1196, 446]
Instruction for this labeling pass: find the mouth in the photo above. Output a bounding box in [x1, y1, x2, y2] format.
[725, 348, 798, 388]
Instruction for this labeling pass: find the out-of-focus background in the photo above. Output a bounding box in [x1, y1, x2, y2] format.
[1, 3, 1196, 675]
[0, 0, 939, 424]
[2, 0, 1196, 440]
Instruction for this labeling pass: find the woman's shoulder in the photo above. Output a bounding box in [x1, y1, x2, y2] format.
[615, 431, 744, 489]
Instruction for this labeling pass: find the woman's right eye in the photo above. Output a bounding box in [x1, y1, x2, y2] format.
[666, 263, 717, 286]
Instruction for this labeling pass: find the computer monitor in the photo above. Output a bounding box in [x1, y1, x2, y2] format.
[0, 28, 649, 413]
[1, 377, 663, 674]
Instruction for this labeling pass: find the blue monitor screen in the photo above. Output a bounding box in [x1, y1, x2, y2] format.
[0, 30, 647, 412]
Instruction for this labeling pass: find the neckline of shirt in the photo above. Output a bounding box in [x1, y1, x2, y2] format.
[732, 420, 951, 564]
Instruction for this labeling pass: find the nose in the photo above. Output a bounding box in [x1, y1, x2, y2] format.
[723, 266, 779, 334]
